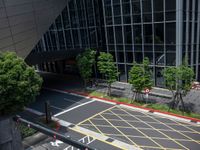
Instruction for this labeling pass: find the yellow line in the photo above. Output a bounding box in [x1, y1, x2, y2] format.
[81, 121, 198, 134]
[102, 112, 147, 117]
[99, 114, 140, 148]
[77, 106, 116, 125]
[119, 107, 190, 150]
[170, 119, 200, 134]
[70, 127, 129, 150]
[109, 109, 165, 149]
[88, 120, 104, 135]
[140, 145, 184, 150]
[139, 110, 200, 146]
[90, 117, 190, 126]
[104, 133, 196, 142]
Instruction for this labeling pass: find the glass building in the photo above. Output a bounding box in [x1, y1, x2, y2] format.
[31, 0, 200, 87]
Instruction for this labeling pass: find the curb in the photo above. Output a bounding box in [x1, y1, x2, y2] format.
[62, 89, 200, 125]
[23, 132, 48, 149]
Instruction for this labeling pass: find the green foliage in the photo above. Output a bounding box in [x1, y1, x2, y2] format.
[163, 67, 177, 91]
[163, 64, 194, 95]
[163, 58, 194, 111]
[76, 48, 96, 87]
[128, 57, 153, 93]
[97, 52, 119, 95]
[0, 52, 43, 115]
[19, 124, 37, 139]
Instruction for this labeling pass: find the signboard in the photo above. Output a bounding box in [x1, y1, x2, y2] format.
[144, 88, 150, 94]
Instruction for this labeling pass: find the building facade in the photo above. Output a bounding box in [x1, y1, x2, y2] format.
[32, 0, 200, 87]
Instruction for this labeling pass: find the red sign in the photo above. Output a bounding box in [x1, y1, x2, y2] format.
[144, 88, 150, 94]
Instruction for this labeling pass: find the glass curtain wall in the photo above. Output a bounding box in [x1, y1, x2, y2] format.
[32, 0, 200, 86]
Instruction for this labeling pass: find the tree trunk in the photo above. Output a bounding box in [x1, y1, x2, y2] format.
[180, 93, 185, 112]
[0, 117, 23, 150]
[131, 92, 137, 103]
[168, 92, 177, 111]
[108, 84, 111, 96]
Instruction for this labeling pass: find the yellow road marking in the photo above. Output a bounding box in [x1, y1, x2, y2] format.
[139, 110, 200, 146]
[90, 117, 193, 126]
[119, 107, 190, 150]
[99, 114, 140, 148]
[83, 118, 198, 134]
[70, 127, 130, 150]
[103, 133, 197, 142]
[170, 119, 200, 134]
[140, 145, 184, 150]
[109, 109, 165, 149]
[88, 119, 104, 135]
[121, 106, 200, 127]
[77, 106, 116, 125]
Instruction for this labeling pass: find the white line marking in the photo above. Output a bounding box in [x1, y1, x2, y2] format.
[119, 104, 149, 113]
[54, 100, 95, 117]
[92, 98, 116, 105]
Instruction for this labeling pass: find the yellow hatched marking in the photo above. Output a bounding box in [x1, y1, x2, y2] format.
[119, 107, 190, 150]
[90, 116, 192, 126]
[139, 110, 200, 145]
[102, 112, 148, 117]
[169, 119, 200, 134]
[99, 114, 140, 148]
[140, 145, 184, 150]
[108, 109, 165, 149]
[121, 106, 200, 127]
[70, 127, 130, 150]
[77, 106, 116, 125]
[88, 120, 104, 135]
[88, 116, 198, 134]
[104, 133, 197, 142]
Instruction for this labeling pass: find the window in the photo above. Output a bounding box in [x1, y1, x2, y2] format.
[165, 23, 176, 44]
[117, 52, 125, 62]
[143, 24, 152, 44]
[113, 4, 121, 16]
[115, 26, 123, 44]
[123, 3, 130, 15]
[107, 27, 114, 44]
[165, 0, 176, 11]
[126, 52, 133, 63]
[154, 23, 164, 44]
[153, 0, 163, 12]
[133, 25, 142, 44]
[124, 26, 132, 44]
[142, 0, 152, 13]
[166, 53, 176, 66]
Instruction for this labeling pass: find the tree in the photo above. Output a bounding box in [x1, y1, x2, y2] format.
[163, 59, 194, 112]
[0, 52, 43, 115]
[128, 57, 153, 103]
[76, 48, 96, 89]
[97, 52, 119, 96]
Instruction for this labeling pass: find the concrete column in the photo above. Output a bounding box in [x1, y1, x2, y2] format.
[176, 0, 183, 66]
[0, 117, 23, 150]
